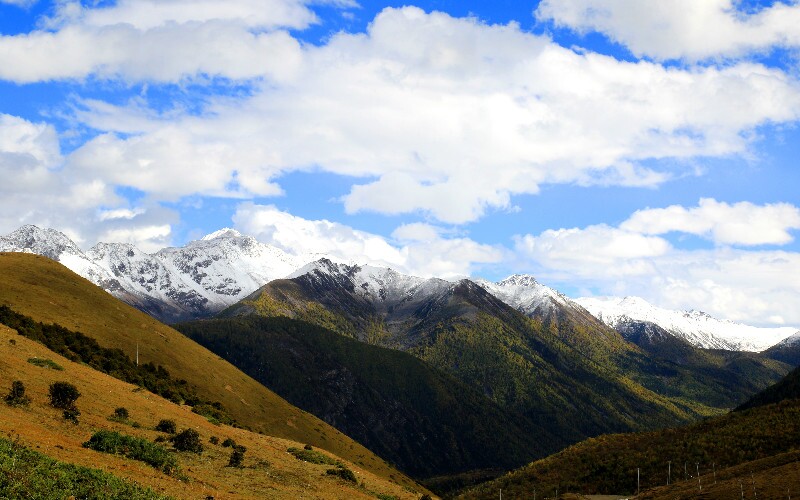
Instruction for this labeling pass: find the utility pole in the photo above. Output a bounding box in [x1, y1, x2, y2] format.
[697, 463, 701, 492]
[752, 472, 757, 499]
[713, 462, 716, 484]
[684, 462, 688, 481]
[637, 467, 640, 496]
[668, 461, 671, 485]
[740, 480, 744, 499]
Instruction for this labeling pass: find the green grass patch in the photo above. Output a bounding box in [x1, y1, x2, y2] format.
[83, 430, 179, 475]
[27, 357, 64, 370]
[287, 446, 340, 466]
[0, 435, 171, 499]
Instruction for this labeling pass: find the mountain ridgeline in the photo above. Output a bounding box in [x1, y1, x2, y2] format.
[217, 259, 789, 459]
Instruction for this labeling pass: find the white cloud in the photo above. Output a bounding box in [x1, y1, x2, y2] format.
[621, 198, 800, 246]
[0, 113, 178, 251]
[0, 0, 36, 7]
[232, 203, 504, 278]
[514, 199, 800, 326]
[536, 0, 800, 60]
[62, 7, 800, 223]
[98, 224, 173, 253]
[0, 0, 308, 83]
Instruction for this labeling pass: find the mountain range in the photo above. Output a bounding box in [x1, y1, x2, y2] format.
[3, 225, 800, 498]
[2, 224, 795, 353]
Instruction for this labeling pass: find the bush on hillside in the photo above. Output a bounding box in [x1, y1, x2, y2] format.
[83, 430, 178, 475]
[221, 437, 236, 448]
[48, 382, 80, 410]
[171, 429, 203, 453]
[227, 446, 246, 468]
[113, 407, 129, 420]
[325, 465, 357, 483]
[155, 419, 176, 434]
[4, 381, 30, 407]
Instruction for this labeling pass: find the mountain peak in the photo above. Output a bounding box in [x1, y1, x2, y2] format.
[0, 224, 83, 260]
[496, 274, 540, 287]
[201, 227, 243, 241]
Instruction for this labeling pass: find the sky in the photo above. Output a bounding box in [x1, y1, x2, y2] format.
[1, 0, 800, 327]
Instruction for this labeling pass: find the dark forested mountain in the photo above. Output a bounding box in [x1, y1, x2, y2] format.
[458, 398, 800, 499]
[221, 259, 788, 443]
[737, 364, 800, 411]
[460, 358, 800, 499]
[177, 315, 557, 480]
[763, 332, 800, 366]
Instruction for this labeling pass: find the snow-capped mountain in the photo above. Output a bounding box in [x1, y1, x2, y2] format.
[575, 296, 797, 352]
[287, 258, 453, 310]
[3, 224, 796, 353]
[477, 274, 575, 316]
[0, 225, 302, 323]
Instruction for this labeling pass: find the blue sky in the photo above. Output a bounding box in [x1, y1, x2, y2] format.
[1, 0, 800, 326]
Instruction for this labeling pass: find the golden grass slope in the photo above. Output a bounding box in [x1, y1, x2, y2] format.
[0, 323, 424, 499]
[0, 252, 423, 494]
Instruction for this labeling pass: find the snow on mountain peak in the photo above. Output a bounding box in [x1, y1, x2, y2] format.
[497, 274, 540, 288]
[575, 295, 797, 352]
[476, 274, 571, 316]
[0, 224, 83, 260]
[201, 228, 243, 241]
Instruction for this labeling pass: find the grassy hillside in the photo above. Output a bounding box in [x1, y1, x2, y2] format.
[0, 252, 420, 490]
[458, 399, 800, 499]
[0, 323, 426, 499]
[177, 316, 558, 480]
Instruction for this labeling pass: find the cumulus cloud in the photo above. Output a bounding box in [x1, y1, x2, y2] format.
[536, 0, 800, 60]
[515, 199, 800, 326]
[0, 113, 178, 252]
[0, 0, 307, 83]
[232, 203, 504, 277]
[0, 0, 36, 7]
[60, 7, 800, 223]
[621, 198, 800, 246]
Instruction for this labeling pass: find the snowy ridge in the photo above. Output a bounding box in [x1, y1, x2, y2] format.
[3, 224, 796, 351]
[476, 274, 576, 316]
[575, 296, 797, 352]
[289, 258, 451, 306]
[1, 225, 302, 322]
[770, 330, 800, 349]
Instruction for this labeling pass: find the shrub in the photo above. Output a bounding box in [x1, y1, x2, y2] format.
[113, 407, 129, 420]
[4, 381, 30, 407]
[171, 429, 203, 453]
[227, 447, 245, 468]
[304, 443, 313, 450]
[155, 419, 176, 434]
[26, 357, 63, 370]
[209, 436, 219, 445]
[83, 430, 178, 475]
[221, 437, 236, 448]
[48, 382, 79, 410]
[420, 495, 433, 500]
[63, 407, 80, 424]
[326, 465, 357, 483]
[287, 447, 339, 465]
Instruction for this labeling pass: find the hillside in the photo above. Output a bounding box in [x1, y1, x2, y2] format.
[0, 323, 425, 499]
[223, 262, 697, 442]
[458, 398, 800, 499]
[176, 315, 557, 480]
[0, 252, 420, 490]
